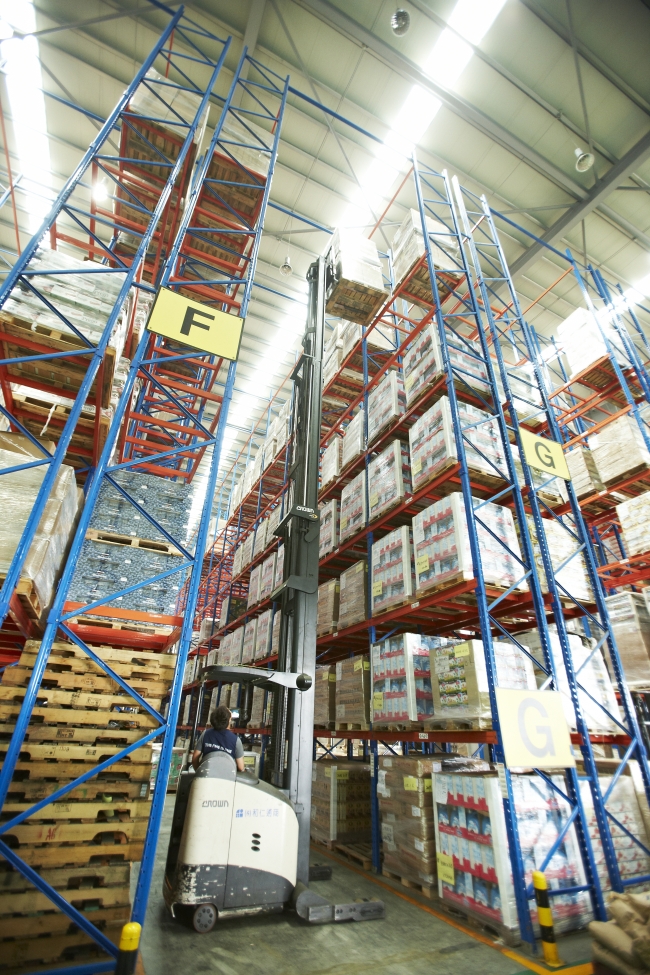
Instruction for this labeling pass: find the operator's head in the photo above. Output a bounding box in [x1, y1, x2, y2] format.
[210, 705, 232, 731]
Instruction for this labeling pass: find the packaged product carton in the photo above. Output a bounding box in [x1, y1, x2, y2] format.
[370, 525, 415, 615]
[367, 440, 411, 524]
[338, 560, 368, 630]
[335, 655, 370, 726]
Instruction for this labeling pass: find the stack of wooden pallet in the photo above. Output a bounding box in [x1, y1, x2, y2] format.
[0, 638, 176, 972]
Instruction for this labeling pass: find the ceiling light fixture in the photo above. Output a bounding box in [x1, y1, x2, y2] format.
[575, 147, 595, 173]
[279, 255, 293, 277]
[391, 9, 410, 36]
[93, 179, 109, 203]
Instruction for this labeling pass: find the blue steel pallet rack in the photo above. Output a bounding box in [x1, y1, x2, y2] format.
[0, 6, 288, 970]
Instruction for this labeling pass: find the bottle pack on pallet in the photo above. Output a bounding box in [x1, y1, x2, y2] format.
[338, 560, 367, 630]
[391, 208, 462, 304]
[319, 499, 339, 559]
[617, 491, 650, 557]
[565, 445, 605, 500]
[341, 409, 365, 469]
[335, 655, 370, 727]
[605, 592, 650, 689]
[526, 515, 593, 604]
[367, 370, 405, 446]
[321, 437, 343, 489]
[340, 469, 367, 544]
[371, 633, 437, 725]
[579, 773, 650, 892]
[91, 470, 194, 543]
[402, 325, 489, 409]
[370, 525, 414, 616]
[590, 414, 650, 488]
[310, 760, 371, 845]
[367, 440, 411, 523]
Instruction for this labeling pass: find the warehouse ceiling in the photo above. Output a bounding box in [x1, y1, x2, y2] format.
[1, 0, 650, 501]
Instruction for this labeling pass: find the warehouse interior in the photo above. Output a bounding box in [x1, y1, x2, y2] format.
[1, 1, 650, 974]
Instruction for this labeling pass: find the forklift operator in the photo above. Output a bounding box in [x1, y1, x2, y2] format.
[192, 705, 245, 772]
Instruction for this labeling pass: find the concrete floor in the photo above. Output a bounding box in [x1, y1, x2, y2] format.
[135, 798, 592, 975]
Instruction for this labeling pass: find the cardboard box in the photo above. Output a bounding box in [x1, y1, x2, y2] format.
[367, 370, 405, 446]
[335, 655, 370, 726]
[314, 665, 336, 726]
[338, 560, 368, 630]
[340, 469, 367, 544]
[317, 579, 340, 636]
[367, 439, 411, 524]
[319, 499, 339, 560]
[371, 525, 414, 615]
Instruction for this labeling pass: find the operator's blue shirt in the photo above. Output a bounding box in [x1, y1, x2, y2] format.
[196, 728, 243, 761]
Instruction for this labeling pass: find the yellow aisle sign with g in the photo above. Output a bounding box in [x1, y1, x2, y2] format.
[495, 688, 575, 769]
[519, 429, 571, 481]
[146, 287, 244, 360]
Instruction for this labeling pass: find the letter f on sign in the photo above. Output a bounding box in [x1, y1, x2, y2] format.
[181, 306, 214, 336]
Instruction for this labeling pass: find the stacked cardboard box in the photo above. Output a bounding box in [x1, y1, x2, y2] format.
[253, 518, 268, 559]
[319, 499, 339, 559]
[338, 561, 367, 630]
[565, 446, 604, 500]
[271, 610, 281, 656]
[391, 209, 461, 307]
[341, 409, 365, 468]
[232, 544, 243, 579]
[324, 229, 388, 326]
[367, 370, 405, 446]
[340, 470, 367, 544]
[254, 608, 273, 661]
[367, 440, 411, 523]
[321, 437, 343, 488]
[310, 760, 372, 844]
[317, 579, 340, 637]
[558, 306, 628, 377]
[371, 525, 414, 616]
[526, 514, 593, 604]
[580, 774, 650, 893]
[409, 397, 506, 494]
[247, 563, 261, 609]
[229, 626, 245, 667]
[341, 319, 395, 360]
[430, 639, 536, 724]
[219, 631, 233, 666]
[219, 593, 246, 628]
[590, 414, 650, 488]
[403, 324, 489, 408]
[371, 633, 437, 725]
[335, 655, 370, 727]
[378, 755, 436, 888]
[259, 552, 277, 602]
[241, 619, 257, 665]
[606, 592, 650, 689]
[249, 686, 271, 729]
[314, 664, 336, 727]
[412, 494, 525, 596]
[617, 491, 650, 557]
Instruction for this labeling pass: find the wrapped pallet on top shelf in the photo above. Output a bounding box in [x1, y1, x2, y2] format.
[271, 610, 281, 656]
[432, 771, 591, 936]
[319, 499, 339, 559]
[247, 563, 262, 609]
[341, 409, 365, 469]
[325, 321, 344, 360]
[230, 626, 245, 667]
[310, 760, 371, 846]
[314, 664, 336, 727]
[317, 578, 339, 637]
[259, 552, 277, 603]
[241, 618, 257, 665]
[590, 414, 650, 488]
[378, 754, 437, 890]
[409, 396, 506, 495]
[557, 306, 628, 377]
[338, 560, 367, 630]
[371, 633, 436, 726]
[403, 324, 490, 409]
[367, 370, 405, 446]
[254, 608, 272, 661]
[526, 514, 593, 604]
[371, 525, 415, 616]
[431, 639, 536, 726]
[606, 592, 650, 689]
[413, 494, 525, 597]
[617, 491, 650, 557]
[339, 469, 367, 545]
[565, 446, 605, 500]
[253, 518, 268, 559]
[367, 440, 411, 524]
[335, 655, 370, 728]
[91, 469, 193, 542]
[341, 318, 395, 361]
[324, 229, 388, 326]
[321, 437, 343, 489]
[391, 208, 461, 306]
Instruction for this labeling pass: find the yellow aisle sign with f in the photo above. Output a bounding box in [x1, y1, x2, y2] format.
[519, 429, 571, 481]
[146, 287, 244, 360]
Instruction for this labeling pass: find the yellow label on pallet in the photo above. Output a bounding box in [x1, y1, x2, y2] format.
[405, 373, 415, 390]
[412, 457, 422, 474]
[325, 767, 349, 780]
[454, 642, 471, 658]
[373, 692, 384, 710]
[369, 493, 379, 508]
[519, 429, 570, 481]
[372, 580, 383, 596]
[146, 287, 244, 360]
[415, 553, 430, 575]
[354, 658, 363, 671]
[437, 852, 455, 885]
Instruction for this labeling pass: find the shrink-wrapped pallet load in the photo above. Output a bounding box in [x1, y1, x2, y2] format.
[565, 445, 605, 500]
[310, 760, 371, 845]
[367, 370, 406, 446]
[497, 361, 543, 423]
[259, 552, 277, 602]
[241, 618, 257, 664]
[324, 229, 388, 325]
[367, 440, 411, 524]
[232, 543, 243, 579]
[409, 396, 506, 494]
[321, 437, 343, 489]
[324, 321, 344, 360]
[254, 608, 272, 661]
[526, 514, 593, 603]
[338, 560, 367, 630]
[230, 626, 245, 667]
[341, 409, 365, 468]
[402, 323, 489, 408]
[317, 578, 340, 637]
[370, 525, 414, 616]
[590, 414, 650, 488]
[319, 499, 339, 560]
[412, 494, 524, 595]
[606, 592, 650, 689]
[558, 306, 628, 377]
[247, 563, 262, 609]
[249, 685, 270, 729]
[391, 209, 461, 307]
[314, 664, 336, 727]
[378, 754, 437, 889]
[275, 543, 285, 591]
[580, 776, 650, 894]
[430, 638, 536, 724]
[341, 318, 395, 360]
[371, 633, 436, 725]
[339, 469, 367, 544]
[241, 531, 254, 571]
[253, 518, 268, 559]
[335, 655, 370, 727]
[617, 491, 650, 557]
[219, 630, 233, 666]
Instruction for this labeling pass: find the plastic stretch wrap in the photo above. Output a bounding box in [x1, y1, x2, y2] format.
[271, 610, 281, 656]
[590, 414, 650, 487]
[247, 564, 262, 609]
[409, 396, 506, 493]
[391, 209, 461, 314]
[241, 619, 257, 665]
[310, 760, 371, 844]
[219, 631, 233, 666]
[249, 686, 270, 728]
[371, 633, 438, 725]
[275, 543, 284, 589]
[498, 361, 542, 422]
[317, 579, 339, 636]
[240, 531, 254, 571]
[606, 592, 650, 689]
[232, 545, 243, 580]
[229, 627, 244, 667]
[367, 440, 411, 524]
[321, 438, 343, 489]
[371, 525, 414, 616]
[580, 775, 650, 891]
[259, 552, 277, 603]
[339, 469, 366, 544]
[412, 494, 524, 595]
[314, 665, 336, 726]
[341, 410, 365, 469]
[325, 229, 388, 326]
[92, 469, 194, 544]
[565, 446, 604, 500]
[335, 655, 370, 726]
[558, 306, 628, 377]
[319, 499, 339, 560]
[253, 518, 269, 559]
[617, 491, 650, 558]
[254, 608, 272, 661]
[431, 639, 536, 722]
[367, 370, 405, 446]
[526, 514, 593, 603]
[338, 560, 367, 630]
[403, 324, 489, 410]
[341, 319, 395, 360]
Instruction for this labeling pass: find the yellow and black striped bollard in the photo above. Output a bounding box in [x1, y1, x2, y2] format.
[115, 921, 142, 975]
[532, 870, 563, 968]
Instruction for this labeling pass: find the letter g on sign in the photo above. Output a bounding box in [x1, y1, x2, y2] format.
[518, 697, 555, 758]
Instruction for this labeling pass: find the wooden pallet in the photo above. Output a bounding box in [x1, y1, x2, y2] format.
[424, 717, 492, 731]
[0, 575, 42, 623]
[21, 639, 177, 677]
[3, 664, 169, 699]
[3, 798, 152, 823]
[67, 614, 178, 639]
[0, 684, 164, 713]
[334, 722, 371, 731]
[334, 842, 373, 870]
[0, 922, 122, 970]
[0, 861, 131, 893]
[9, 759, 152, 782]
[6, 779, 150, 803]
[85, 528, 183, 556]
[0, 700, 160, 733]
[382, 867, 436, 899]
[2, 842, 144, 872]
[0, 903, 130, 941]
[11, 392, 111, 474]
[3, 818, 148, 847]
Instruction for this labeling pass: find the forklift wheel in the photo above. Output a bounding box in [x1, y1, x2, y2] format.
[192, 904, 217, 933]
